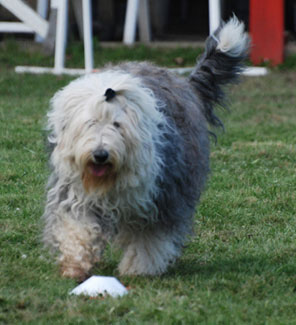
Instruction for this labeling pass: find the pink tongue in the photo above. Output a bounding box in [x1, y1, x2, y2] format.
[90, 164, 108, 177]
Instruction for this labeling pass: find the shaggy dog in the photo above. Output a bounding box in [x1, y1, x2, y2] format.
[43, 18, 249, 280]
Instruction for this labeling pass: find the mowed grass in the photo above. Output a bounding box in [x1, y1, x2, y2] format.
[1, 41, 296, 324]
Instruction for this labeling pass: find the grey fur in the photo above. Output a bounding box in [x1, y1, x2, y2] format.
[112, 24, 249, 259]
[43, 19, 249, 278]
[117, 62, 210, 238]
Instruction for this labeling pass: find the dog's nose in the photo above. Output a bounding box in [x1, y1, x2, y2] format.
[93, 149, 109, 163]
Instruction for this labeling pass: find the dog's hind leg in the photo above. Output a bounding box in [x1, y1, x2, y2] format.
[116, 227, 181, 276]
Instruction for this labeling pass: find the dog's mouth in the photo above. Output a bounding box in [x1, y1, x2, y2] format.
[88, 162, 113, 177]
[83, 161, 116, 193]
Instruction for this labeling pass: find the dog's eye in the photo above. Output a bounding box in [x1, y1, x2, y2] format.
[113, 122, 120, 128]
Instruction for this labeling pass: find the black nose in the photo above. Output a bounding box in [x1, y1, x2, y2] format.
[93, 149, 109, 163]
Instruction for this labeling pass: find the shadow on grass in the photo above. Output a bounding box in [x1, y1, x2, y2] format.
[167, 253, 296, 279]
[87, 251, 296, 287]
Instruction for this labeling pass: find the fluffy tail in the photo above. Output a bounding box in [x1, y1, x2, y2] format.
[189, 17, 250, 128]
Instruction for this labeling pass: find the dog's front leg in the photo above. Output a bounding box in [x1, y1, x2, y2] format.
[43, 205, 105, 281]
[57, 215, 104, 281]
[116, 227, 182, 276]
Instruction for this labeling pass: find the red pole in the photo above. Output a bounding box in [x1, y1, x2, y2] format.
[249, 0, 284, 66]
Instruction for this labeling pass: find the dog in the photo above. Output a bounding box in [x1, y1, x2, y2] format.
[42, 17, 249, 280]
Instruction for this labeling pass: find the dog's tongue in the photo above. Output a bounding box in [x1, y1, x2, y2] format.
[90, 164, 108, 177]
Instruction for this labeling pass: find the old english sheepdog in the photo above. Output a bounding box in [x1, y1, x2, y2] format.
[43, 18, 249, 280]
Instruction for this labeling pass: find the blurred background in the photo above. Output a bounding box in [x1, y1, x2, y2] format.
[0, 0, 295, 42]
[0, 0, 295, 70]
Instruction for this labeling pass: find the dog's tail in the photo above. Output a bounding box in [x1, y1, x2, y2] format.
[189, 16, 250, 128]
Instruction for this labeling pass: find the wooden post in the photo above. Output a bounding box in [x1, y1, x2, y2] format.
[250, 0, 284, 66]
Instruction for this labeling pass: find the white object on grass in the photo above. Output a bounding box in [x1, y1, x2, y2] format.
[70, 276, 128, 298]
[242, 67, 269, 77]
[15, 66, 91, 75]
[169, 66, 269, 77]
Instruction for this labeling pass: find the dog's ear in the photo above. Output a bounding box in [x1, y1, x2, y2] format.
[104, 88, 116, 101]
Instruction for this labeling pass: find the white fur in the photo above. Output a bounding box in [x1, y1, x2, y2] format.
[46, 71, 167, 222]
[43, 70, 172, 276]
[216, 16, 249, 57]
[116, 229, 180, 275]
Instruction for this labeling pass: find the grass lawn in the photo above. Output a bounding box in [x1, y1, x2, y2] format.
[1, 41, 296, 324]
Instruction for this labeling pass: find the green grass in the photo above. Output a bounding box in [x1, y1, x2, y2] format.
[1, 41, 296, 324]
[0, 39, 203, 69]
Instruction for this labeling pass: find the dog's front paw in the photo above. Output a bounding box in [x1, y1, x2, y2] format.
[118, 246, 165, 276]
[60, 263, 89, 282]
[118, 232, 181, 276]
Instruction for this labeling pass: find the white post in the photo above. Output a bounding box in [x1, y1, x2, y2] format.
[138, 0, 151, 43]
[209, 0, 221, 34]
[123, 0, 139, 45]
[82, 0, 94, 73]
[0, 0, 48, 38]
[72, 0, 84, 39]
[53, 0, 68, 74]
[35, 0, 48, 42]
[0, 22, 34, 33]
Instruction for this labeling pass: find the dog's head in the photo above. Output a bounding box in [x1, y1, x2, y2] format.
[47, 71, 164, 195]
